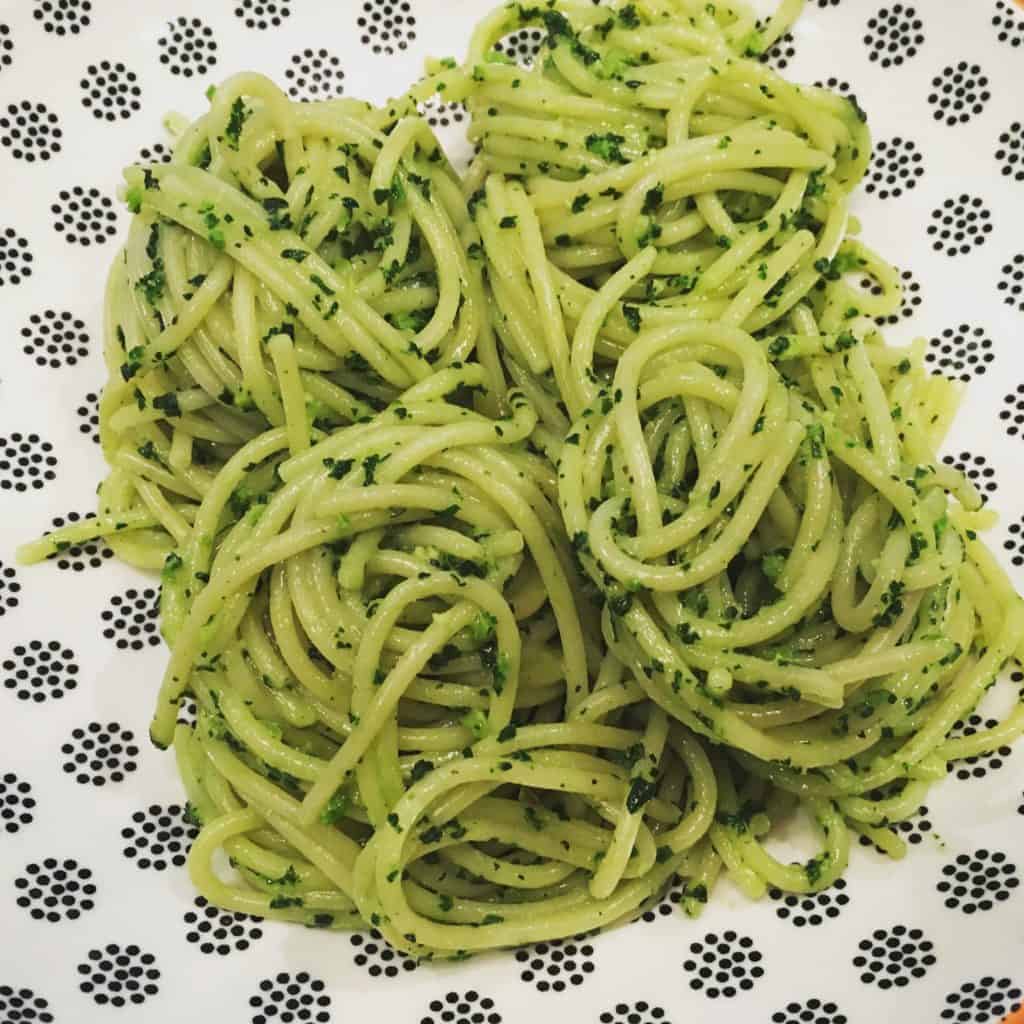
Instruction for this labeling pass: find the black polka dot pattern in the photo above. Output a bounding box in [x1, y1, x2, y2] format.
[928, 63, 991, 127]
[0, 101, 62, 162]
[683, 931, 765, 998]
[1004, 517, 1024, 567]
[1, 771, 35, 835]
[77, 943, 160, 1007]
[812, 77, 858, 102]
[866, 137, 923, 199]
[937, 849, 1019, 914]
[941, 976, 1022, 1022]
[814, 0, 842, 6]
[3, 639, 79, 703]
[640, 873, 687, 921]
[34, 0, 91, 35]
[599, 1001, 669, 1024]
[80, 61, 141, 121]
[758, 30, 796, 71]
[1001, 385, 1024, 438]
[0, 225, 33, 286]
[45, 512, 114, 572]
[864, 5, 923, 67]
[20, 309, 89, 368]
[135, 141, 172, 165]
[514, 935, 595, 992]
[0, 986, 53, 1023]
[772, 999, 848, 1024]
[249, 972, 331, 1024]
[358, 0, 417, 56]
[121, 803, 199, 871]
[158, 17, 218, 78]
[769, 878, 850, 927]
[898, 806, 933, 845]
[493, 27, 544, 65]
[0, 432, 57, 492]
[946, 714, 1011, 778]
[77, 389, 101, 443]
[859, 266, 921, 326]
[942, 452, 997, 499]
[177, 695, 198, 726]
[235, 0, 291, 31]
[927, 194, 992, 256]
[853, 925, 936, 988]
[52, 185, 118, 246]
[992, 0, 1024, 48]
[0, 23, 12, 73]
[999, 253, 1024, 312]
[101, 586, 161, 650]
[927, 324, 993, 382]
[61, 720, 140, 786]
[14, 857, 97, 922]
[0, 560, 23, 616]
[996, 122, 1023, 182]
[185, 895, 265, 955]
[284, 48, 346, 101]
[421, 991, 500, 1024]
[350, 928, 417, 977]
[421, 95, 465, 130]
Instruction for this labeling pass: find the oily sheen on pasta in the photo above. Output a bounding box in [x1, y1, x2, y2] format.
[19, 0, 1024, 960]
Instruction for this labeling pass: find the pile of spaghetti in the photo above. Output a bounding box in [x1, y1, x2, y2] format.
[21, 0, 1024, 959]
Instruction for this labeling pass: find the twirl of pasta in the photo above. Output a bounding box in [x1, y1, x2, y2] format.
[18, 0, 1024, 960]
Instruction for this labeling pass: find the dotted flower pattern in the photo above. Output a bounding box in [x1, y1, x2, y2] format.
[682, 931, 764, 998]
[927, 324, 994, 382]
[15, 857, 97, 922]
[358, 0, 417, 56]
[61, 720, 140, 785]
[853, 925, 936, 989]
[284, 48, 346, 100]
[77, 943, 160, 1007]
[52, 185, 118, 246]
[769, 878, 850, 927]
[121, 803, 199, 871]
[0, 986, 54, 1023]
[184, 895, 265, 955]
[941, 976, 1022, 1022]
[350, 928, 417, 977]
[158, 17, 218, 78]
[946, 714, 1012, 778]
[937, 849, 1019, 914]
[514, 935, 596, 992]
[0, 101, 62, 162]
[927, 194, 992, 256]
[863, 4, 923, 67]
[101, 586, 162, 650]
[866, 137, 924, 199]
[1, 771, 35, 834]
[2, 639, 79, 702]
[421, 990, 500, 1024]
[928, 63, 991, 126]
[0, 225, 33, 285]
[249, 972, 331, 1024]
[80, 61, 142, 121]
[0, 432, 57, 492]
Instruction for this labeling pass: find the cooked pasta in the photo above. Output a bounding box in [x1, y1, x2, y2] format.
[18, 0, 1024, 959]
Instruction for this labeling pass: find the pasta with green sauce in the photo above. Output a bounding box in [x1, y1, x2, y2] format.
[18, 0, 1024, 960]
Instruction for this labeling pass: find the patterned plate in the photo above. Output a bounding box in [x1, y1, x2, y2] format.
[2, 1, 1024, 1022]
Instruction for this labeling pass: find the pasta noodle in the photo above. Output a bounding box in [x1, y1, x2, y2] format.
[18, 0, 1024, 960]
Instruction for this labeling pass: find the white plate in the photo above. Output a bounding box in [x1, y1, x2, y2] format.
[1, 0, 1023, 1021]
